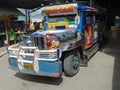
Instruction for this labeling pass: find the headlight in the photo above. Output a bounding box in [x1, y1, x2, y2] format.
[23, 35, 32, 46]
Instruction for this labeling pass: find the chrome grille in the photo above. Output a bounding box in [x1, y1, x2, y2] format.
[31, 36, 45, 50]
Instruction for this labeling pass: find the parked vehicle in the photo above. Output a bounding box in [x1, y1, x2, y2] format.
[8, 3, 99, 78]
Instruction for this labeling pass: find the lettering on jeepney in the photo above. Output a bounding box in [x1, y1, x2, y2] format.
[45, 5, 74, 15]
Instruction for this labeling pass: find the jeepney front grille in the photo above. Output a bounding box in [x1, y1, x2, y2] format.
[31, 36, 45, 50]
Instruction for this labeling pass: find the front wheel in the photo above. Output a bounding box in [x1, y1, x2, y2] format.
[64, 50, 80, 77]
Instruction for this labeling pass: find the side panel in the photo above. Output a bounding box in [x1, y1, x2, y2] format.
[9, 57, 18, 70]
[83, 12, 98, 50]
[37, 60, 62, 77]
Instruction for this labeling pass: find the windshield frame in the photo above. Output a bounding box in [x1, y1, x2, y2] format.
[47, 14, 77, 23]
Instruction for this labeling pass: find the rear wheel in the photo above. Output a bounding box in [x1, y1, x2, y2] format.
[64, 50, 80, 77]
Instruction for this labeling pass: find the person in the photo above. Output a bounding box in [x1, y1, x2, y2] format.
[84, 25, 93, 49]
[4, 40, 9, 53]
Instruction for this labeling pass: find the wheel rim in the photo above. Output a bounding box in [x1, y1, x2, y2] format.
[72, 53, 79, 70]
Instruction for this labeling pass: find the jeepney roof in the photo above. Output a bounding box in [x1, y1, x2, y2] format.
[41, 3, 97, 16]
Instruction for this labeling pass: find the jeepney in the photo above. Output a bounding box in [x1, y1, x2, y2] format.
[8, 3, 98, 78]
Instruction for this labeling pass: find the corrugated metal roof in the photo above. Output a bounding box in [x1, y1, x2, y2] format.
[0, 7, 24, 16]
[0, 0, 119, 10]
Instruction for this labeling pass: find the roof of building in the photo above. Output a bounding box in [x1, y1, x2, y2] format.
[0, 7, 24, 16]
[0, 0, 119, 10]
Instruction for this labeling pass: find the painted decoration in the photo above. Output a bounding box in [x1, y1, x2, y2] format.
[46, 34, 60, 49]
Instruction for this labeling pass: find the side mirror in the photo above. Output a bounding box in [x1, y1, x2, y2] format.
[75, 15, 80, 24]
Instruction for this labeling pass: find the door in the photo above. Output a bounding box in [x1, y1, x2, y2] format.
[83, 12, 94, 49]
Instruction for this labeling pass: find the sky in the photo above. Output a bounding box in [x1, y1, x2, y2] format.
[17, 8, 43, 22]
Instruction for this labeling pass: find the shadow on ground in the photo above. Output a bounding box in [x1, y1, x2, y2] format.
[100, 39, 120, 90]
[112, 56, 120, 90]
[15, 73, 63, 85]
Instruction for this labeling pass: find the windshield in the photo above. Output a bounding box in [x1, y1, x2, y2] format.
[47, 14, 76, 23]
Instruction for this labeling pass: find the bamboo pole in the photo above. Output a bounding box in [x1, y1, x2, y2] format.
[4, 20, 9, 45]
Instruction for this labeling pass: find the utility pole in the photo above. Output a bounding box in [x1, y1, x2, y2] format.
[90, 0, 92, 7]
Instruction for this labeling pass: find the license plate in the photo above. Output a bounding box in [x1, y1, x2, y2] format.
[24, 64, 33, 70]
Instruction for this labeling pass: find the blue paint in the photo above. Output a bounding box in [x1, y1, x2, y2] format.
[77, 6, 88, 11]
[9, 57, 18, 69]
[9, 57, 18, 70]
[56, 49, 60, 58]
[55, 26, 66, 30]
[38, 61, 59, 73]
[21, 69, 35, 74]
[76, 11, 84, 37]
[43, 16, 48, 31]
[31, 33, 43, 37]
[37, 70, 59, 77]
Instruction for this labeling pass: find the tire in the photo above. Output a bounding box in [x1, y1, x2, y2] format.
[64, 50, 80, 77]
